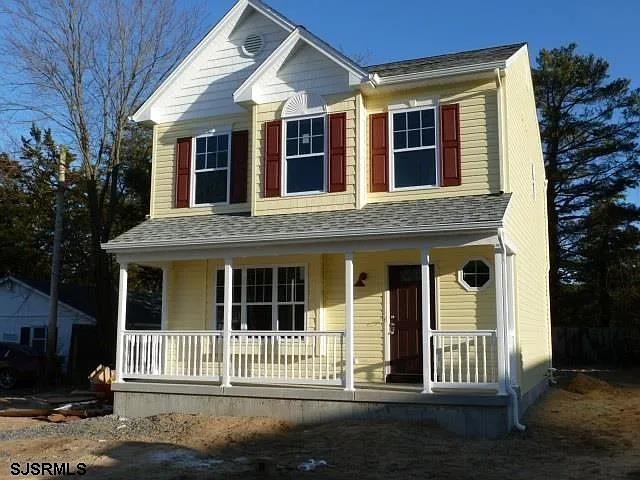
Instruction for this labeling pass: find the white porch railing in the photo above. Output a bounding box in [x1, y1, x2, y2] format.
[121, 330, 344, 386]
[230, 331, 344, 385]
[431, 330, 499, 388]
[121, 330, 497, 389]
[122, 331, 224, 380]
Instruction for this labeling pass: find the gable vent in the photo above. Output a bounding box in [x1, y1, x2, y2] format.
[242, 34, 264, 56]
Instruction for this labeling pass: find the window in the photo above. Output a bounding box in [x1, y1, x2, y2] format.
[284, 116, 325, 195]
[459, 259, 491, 291]
[193, 133, 230, 205]
[19, 326, 47, 353]
[215, 266, 306, 331]
[391, 107, 437, 189]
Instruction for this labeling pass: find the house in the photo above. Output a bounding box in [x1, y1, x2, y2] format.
[103, 0, 551, 437]
[0, 276, 96, 369]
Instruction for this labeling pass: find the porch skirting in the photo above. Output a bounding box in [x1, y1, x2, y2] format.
[113, 382, 511, 438]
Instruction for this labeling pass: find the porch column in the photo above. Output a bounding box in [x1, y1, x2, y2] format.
[344, 252, 355, 391]
[421, 248, 432, 394]
[494, 246, 508, 395]
[161, 264, 170, 330]
[115, 262, 128, 381]
[221, 257, 233, 387]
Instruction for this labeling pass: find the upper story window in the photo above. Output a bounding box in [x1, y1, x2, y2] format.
[193, 133, 230, 205]
[391, 107, 438, 190]
[284, 116, 326, 195]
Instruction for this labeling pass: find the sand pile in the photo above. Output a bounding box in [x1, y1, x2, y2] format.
[566, 373, 615, 394]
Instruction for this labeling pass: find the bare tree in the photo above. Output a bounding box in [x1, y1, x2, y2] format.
[1, 0, 204, 361]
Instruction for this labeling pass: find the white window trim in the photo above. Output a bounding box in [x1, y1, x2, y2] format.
[213, 264, 309, 331]
[457, 257, 493, 292]
[190, 131, 233, 207]
[388, 105, 440, 192]
[281, 114, 328, 197]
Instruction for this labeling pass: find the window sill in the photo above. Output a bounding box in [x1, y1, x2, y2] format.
[389, 184, 440, 192]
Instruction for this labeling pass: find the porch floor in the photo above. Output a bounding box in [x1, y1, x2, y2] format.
[113, 380, 505, 406]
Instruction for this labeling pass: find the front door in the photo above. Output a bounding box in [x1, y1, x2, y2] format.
[387, 265, 436, 383]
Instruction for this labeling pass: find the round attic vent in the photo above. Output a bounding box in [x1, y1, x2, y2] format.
[242, 34, 264, 56]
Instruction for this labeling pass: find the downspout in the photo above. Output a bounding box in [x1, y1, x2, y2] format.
[495, 68, 508, 193]
[498, 228, 526, 432]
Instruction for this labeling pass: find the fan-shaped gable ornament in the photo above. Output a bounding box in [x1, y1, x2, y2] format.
[282, 92, 327, 118]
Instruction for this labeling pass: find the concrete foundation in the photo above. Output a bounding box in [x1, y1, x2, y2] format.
[113, 382, 512, 438]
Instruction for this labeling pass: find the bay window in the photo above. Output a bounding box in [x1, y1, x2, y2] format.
[215, 266, 306, 331]
[391, 107, 438, 189]
[284, 116, 326, 195]
[193, 133, 230, 205]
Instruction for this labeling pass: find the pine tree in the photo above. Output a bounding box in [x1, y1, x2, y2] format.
[533, 44, 640, 325]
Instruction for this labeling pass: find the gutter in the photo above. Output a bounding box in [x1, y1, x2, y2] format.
[495, 68, 508, 192]
[101, 220, 504, 253]
[497, 229, 526, 432]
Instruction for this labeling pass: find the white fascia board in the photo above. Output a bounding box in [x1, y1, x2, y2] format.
[234, 29, 301, 103]
[132, 0, 295, 123]
[233, 27, 369, 104]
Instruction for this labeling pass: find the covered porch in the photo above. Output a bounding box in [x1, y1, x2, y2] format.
[113, 242, 517, 397]
[105, 194, 517, 399]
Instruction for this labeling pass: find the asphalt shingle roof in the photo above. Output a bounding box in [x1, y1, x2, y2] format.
[367, 43, 526, 78]
[104, 194, 511, 251]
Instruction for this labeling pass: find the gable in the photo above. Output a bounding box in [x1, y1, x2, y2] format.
[136, 4, 292, 124]
[252, 43, 352, 104]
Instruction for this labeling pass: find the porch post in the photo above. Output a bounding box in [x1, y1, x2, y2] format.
[494, 246, 508, 395]
[161, 264, 169, 330]
[421, 248, 432, 394]
[115, 262, 128, 381]
[221, 258, 233, 387]
[344, 252, 355, 391]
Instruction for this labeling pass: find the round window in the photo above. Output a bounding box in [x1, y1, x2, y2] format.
[460, 259, 491, 290]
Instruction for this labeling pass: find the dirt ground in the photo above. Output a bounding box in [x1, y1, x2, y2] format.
[0, 369, 639, 479]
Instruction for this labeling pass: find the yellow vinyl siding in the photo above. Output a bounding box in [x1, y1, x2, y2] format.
[365, 80, 500, 203]
[165, 248, 497, 384]
[324, 247, 496, 383]
[501, 49, 552, 394]
[167, 260, 208, 330]
[151, 114, 252, 218]
[252, 93, 357, 215]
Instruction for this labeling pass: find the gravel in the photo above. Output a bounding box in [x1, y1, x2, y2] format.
[0, 414, 201, 443]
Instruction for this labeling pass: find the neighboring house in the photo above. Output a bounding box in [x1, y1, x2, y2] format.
[0, 276, 96, 368]
[103, 0, 551, 437]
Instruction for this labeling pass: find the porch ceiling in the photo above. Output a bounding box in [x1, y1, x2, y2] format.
[103, 193, 510, 255]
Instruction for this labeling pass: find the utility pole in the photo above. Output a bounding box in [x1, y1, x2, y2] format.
[47, 147, 66, 381]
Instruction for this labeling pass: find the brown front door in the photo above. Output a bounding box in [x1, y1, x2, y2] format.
[388, 265, 436, 383]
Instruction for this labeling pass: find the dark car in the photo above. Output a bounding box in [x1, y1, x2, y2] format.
[0, 343, 45, 389]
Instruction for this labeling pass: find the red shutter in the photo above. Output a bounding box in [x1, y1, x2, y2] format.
[230, 130, 249, 204]
[175, 137, 192, 208]
[264, 120, 282, 197]
[370, 113, 389, 192]
[440, 104, 461, 187]
[329, 112, 347, 193]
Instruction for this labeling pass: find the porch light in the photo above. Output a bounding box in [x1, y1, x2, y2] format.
[355, 272, 367, 287]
